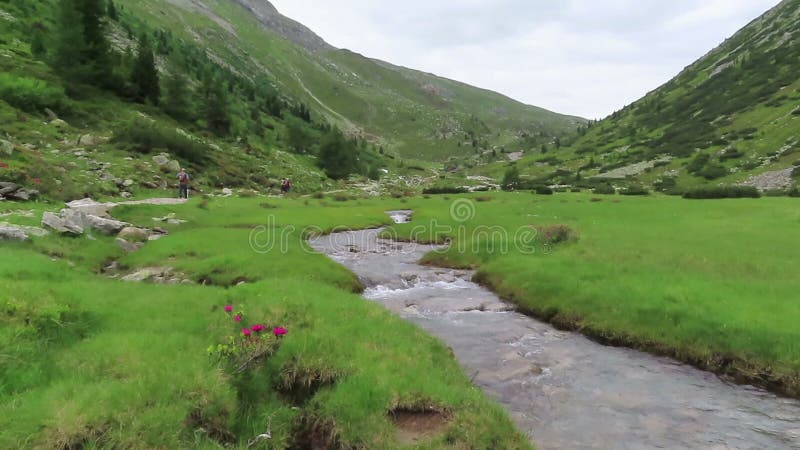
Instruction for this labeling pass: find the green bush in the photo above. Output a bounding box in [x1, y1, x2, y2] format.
[698, 163, 729, 180]
[593, 183, 616, 195]
[620, 185, 650, 196]
[532, 185, 554, 195]
[113, 119, 212, 165]
[0, 73, 67, 114]
[422, 186, 467, 195]
[683, 186, 761, 199]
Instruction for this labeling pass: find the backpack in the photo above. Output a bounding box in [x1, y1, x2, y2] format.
[179, 172, 189, 183]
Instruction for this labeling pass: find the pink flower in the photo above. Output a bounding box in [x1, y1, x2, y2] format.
[241, 328, 252, 337]
[0, 162, 8, 168]
[250, 324, 265, 333]
[233, 314, 242, 322]
[273, 327, 288, 337]
[224, 305, 233, 313]
[33, 178, 41, 184]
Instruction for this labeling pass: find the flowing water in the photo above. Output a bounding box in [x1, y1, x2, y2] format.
[309, 212, 800, 450]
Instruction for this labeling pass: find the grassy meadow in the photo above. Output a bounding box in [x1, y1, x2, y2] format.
[385, 192, 800, 396]
[0, 197, 531, 449]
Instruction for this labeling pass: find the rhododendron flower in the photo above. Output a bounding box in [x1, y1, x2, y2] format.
[273, 327, 288, 337]
[33, 178, 41, 184]
[0, 162, 8, 168]
[224, 305, 233, 312]
[250, 324, 265, 333]
[233, 314, 242, 322]
[241, 328, 252, 337]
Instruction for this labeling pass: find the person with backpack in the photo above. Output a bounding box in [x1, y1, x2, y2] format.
[177, 168, 190, 199]
[281, 178, 291, 194]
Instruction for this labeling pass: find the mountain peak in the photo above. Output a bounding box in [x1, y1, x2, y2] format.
[231, 0, 334, 52]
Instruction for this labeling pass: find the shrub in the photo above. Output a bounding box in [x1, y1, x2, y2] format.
[332, 193, 352, 202]
[788, 187, 800, 197]
[792, 167, 800, 179]
[620, 185, 650, 196]
[422, 186, 467, 195]
[113, 119, 212, 165]
[532, 185, 554, 195]
[698, 163, 729, 180]
[535, 224, 579, 245]
[682, 186, 761, 199]
[593, 184, 616, 195]
[0, 73, 67, 114]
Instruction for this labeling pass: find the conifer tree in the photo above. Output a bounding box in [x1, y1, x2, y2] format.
[107, 0, 119, 21]
[52, 0, 87, 80]
[130, 34, 160, 104]
[163, 72, 193, 121]
[201, 75, 231, 135]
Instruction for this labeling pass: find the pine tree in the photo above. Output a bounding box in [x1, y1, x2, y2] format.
[163, 72, 193, 121]
[130, 34, 160, 104]
[52, 0, 87, 80]
[319, 128, 358, 179]
[78, 0, 112, 83]
[201, 75, 231, 135]
[107, 0, 119, 21]
[30, 28, 46, 59]
[502, 166, 521, 191]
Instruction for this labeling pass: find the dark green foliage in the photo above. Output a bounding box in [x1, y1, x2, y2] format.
[653, 177, 677, 192]
[113, 119, 211, 165]
[532, 185, 554, 195]
[718, 148, 744, 161]
[162, 72, 193, 121]
[620, 184, 650, 196]
[317, 128, 358, 179]
[107, 0, 118, 21]
[200, 75, 231, 136]
[130, 35, 160, 104]
[0, 74, 67, 114]
[792, 167, 800, 179]
[52, 0, 87, 81]
[682, 186, 761, 199]
[30, 28, 46, 58]
[285, 116, 315, 154]
[422, 186, 468, 195]
[593, 183, 616, 195]
[697, 163, 728, 180]
[501, 165, 521, 191]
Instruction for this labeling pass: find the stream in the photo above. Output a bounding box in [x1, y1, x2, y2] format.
[309, 212, 800, 449]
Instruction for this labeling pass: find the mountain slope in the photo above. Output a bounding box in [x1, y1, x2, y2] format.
[124, 0, 585, 161]
[503, 0, 800, 192]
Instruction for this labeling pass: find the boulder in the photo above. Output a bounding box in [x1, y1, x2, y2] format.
[120, 192, 133, 198]
[122, 179, 134, 187]
[6, 189, 36, 201]
[42, 211, 83, 235]
[77, 134, 98, 146]
[117, 226, 149, 242]
[115, 237, 143, 253]
[1, 139, 13, 155]
[61, 209, 129, 235]
[0, 183, 18, 196]
[50, 118, 68, 129]
[167, 160, 181, 173]
[0, 225, 28, 241]
[153, 154, 170, 166]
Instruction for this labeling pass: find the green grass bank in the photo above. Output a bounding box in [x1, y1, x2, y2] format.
[0, 197, 531, 449]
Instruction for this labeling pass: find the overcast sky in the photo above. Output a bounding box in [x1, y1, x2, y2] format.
[269, 0, 781, 119]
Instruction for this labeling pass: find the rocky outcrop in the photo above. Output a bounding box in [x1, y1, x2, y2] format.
[0, 224, 28, 241]
[0, 182, 39, 202]
[118, 226, 149, 242]
[231, 0, 334, 53]
[739, 168, 794, 191]
[42, 208, 128, 236]
[42, 211, 84, 235]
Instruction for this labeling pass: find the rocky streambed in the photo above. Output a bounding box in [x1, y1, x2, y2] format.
[310, 211, 800, 450]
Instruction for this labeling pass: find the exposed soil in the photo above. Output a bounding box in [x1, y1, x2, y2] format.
[390, 409, 451, 446]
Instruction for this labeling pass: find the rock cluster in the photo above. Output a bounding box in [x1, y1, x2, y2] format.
[0, 182, 39, 201]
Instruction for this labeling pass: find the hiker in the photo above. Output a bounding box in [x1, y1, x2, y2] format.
[281, 178, 291, 194]
[177, 168, 190, 199]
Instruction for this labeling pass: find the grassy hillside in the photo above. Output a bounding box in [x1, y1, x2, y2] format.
[0, 197, 532, 449]
[494, 0, 800, 194]
[120, 0, 584, 161]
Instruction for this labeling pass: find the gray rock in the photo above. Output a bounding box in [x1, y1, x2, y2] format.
[77, 134, 98, 146]
[120, 191, 133, 198]
[42, 211, 83, 235]
[6, 189, 35, 201]
[122, 179, 134, 187]
[50, 118, 68, 128]
[115, 237, 143, 253]
[0, 225, 28, 241]
[121, 267, 172, 282]
[0, 183, 18, 196]
[0, 139, 13, 155]
[167, 160, 181, 173]
[118, 226, 149, 242]
[153, 154, 170, 166]
[61, 209, 128, 235]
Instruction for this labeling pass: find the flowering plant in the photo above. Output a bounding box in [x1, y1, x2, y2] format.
[208, 304, 288, 373]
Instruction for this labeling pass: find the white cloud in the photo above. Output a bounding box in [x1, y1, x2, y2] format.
[269, 0, 782, 119]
